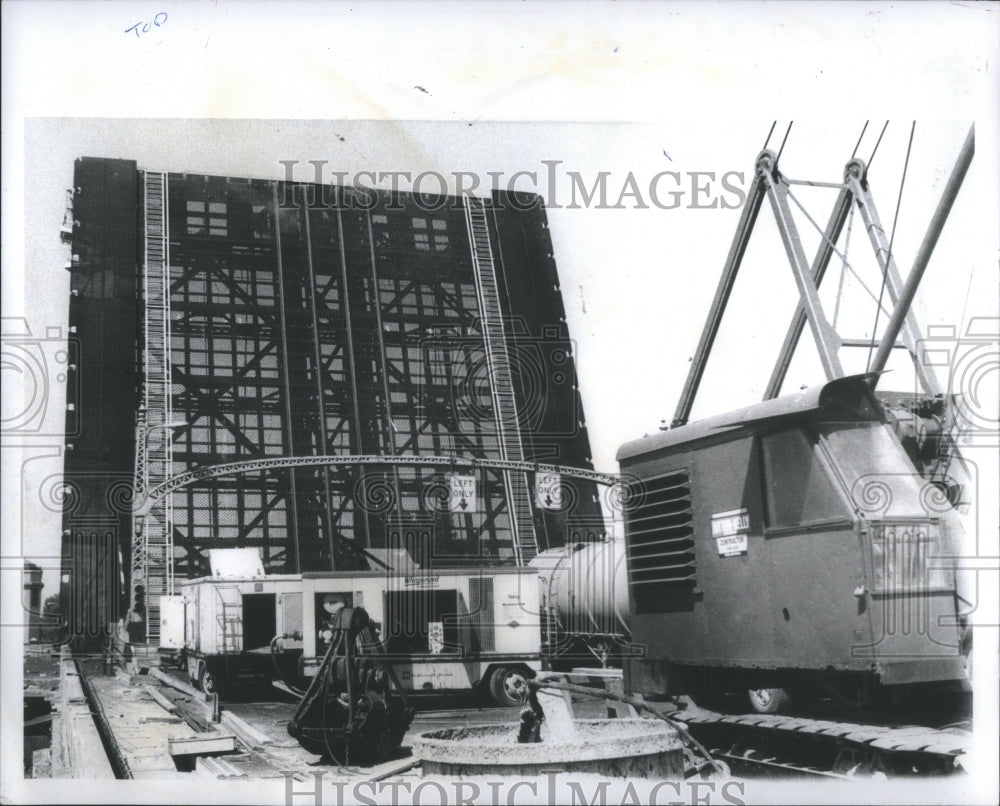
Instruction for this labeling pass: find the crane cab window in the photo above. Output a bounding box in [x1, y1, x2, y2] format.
[817, 421, 926, 518]
[761, 428, 845, 529]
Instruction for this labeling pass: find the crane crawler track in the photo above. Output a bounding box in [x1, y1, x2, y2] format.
[662, 706, 972, 778]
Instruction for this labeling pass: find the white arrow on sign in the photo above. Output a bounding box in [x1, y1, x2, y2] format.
[448, 474, 478, 513]
[535, 471, 563, 510]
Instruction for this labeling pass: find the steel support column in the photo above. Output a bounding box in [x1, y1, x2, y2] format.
[272, 181, 303, 572]
[759, 153, 845, 382]
[302, 189, 338, 566]
[670, 163, 767, 428]
[763, 183, 853, 399]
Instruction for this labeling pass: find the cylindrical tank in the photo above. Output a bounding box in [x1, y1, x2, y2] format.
[530, 538, 630, 640]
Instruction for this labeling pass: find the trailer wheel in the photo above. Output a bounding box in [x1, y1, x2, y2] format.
[488, 666, 529, 707]
[199, 663, 226, 697]
[747, 687, 791, 714]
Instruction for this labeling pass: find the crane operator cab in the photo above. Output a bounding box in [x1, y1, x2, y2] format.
[617, 374, 971, 713]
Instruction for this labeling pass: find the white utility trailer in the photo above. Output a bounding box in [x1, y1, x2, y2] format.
[300, 566, 543, 706]
[161, 549, 543, 705]
[160, 549, 306, 694]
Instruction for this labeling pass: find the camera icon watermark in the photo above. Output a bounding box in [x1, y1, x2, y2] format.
[3, 556, 70, 646]
[916, 316, 999, 446]
[3, 539, 122, 649]
[1, 317, 80, 438]
[847, 474, 982, 662]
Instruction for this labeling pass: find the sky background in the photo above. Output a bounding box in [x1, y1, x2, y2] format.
[2, 3, 998, 803]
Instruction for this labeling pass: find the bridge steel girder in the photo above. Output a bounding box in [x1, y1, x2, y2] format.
[135, 453, 620, 516]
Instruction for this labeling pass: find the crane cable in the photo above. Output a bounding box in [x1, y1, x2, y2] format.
[832, 122, 864, 330]
[851, 120, 870, 160]
[779, 121, 877, 330]
[784, 188, 892, 316]
[762, 121, 777, 152]
[866, 122, 916, 372]
[269, 635, 308, 696]
[776, 122, 793, 164]
[868, 121, 890, 168]
[831, 204, 855, 330]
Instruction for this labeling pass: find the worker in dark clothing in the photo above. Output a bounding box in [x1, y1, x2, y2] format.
[126, 584, 146, 644]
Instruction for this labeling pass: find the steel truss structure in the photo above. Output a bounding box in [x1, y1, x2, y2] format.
[665, 128, 976, 532]
[62, 158, 603, 645]
[134, 453, 620, 516]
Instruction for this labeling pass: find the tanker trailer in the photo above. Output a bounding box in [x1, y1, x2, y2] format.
[530, 537, 630, 668]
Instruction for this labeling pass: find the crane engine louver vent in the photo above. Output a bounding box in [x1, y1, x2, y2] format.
[623, 470, 696, 611]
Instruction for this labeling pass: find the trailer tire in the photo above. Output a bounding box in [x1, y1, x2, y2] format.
[488, 666, 529, 707]
[747, 687, 792, 714]
[199, 663, 226, 697]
